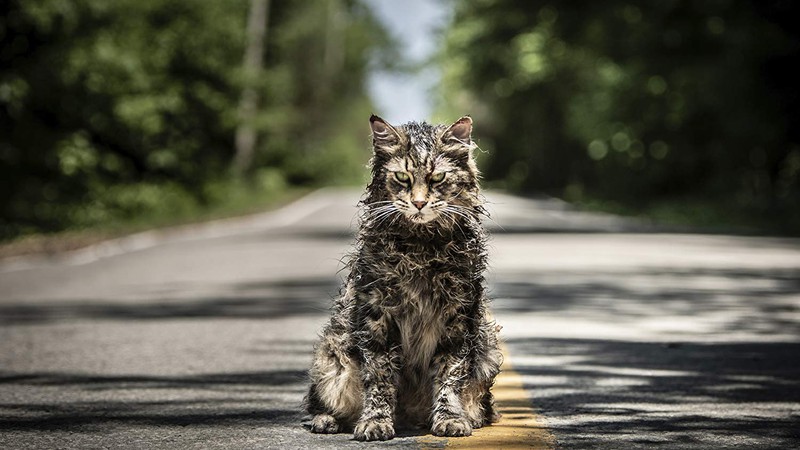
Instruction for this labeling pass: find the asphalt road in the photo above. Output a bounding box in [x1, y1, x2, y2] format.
[1, 188, 798, 449]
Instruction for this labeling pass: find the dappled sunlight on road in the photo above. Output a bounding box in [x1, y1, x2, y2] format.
[491, 233, 800, 342]
[1, 189, 798, 448]
[505, 338, 800, 448]
[484, 228, 800, 448]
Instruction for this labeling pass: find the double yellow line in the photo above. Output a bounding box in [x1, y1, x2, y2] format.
[419, 345, 556, 449]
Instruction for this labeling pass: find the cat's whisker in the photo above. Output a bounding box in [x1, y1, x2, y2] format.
[453, 202, 501, 229]
[435, 207, 459, 231]
[388, 212, 404, 227]
[367, 207, 391, 220]
[443, 206, 473, 223]
[365, 207, 394, 216]
[372, 211, 396, 226]
[378, 214, 398, 228]
[368, 209, 394, 220]
[444, 210, 468, 237]
[366, 203, 395, 211]
[373, 208, 401, 227]
[447, 210, 479, 236]
[366, 205, 397, 219]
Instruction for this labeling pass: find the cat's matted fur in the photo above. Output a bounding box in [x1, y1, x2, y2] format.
[305, 115, 503, 441]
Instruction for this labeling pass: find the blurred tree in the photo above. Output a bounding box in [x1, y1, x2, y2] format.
[255, 0, 396, 185]
[439, 0, 799, 228]
[0, 0, 394, 239]
[233, 0, 270, 176]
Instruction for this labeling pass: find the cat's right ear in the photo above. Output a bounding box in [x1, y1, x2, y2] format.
[370, 114, 401, 153]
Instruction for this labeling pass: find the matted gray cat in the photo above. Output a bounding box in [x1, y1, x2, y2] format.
[305, 115, 503, 441]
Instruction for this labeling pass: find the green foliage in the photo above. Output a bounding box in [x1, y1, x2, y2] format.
[0, 0, 391, 239]
[439, 1, 799, 230]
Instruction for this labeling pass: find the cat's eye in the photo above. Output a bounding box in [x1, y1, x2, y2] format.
[394, 171, 411, 183]
[430, 172, 446, 183]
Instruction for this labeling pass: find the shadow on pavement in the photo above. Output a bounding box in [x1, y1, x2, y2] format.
[0, 335, 315, 432]
[0, 369, 307, 432]
[493, 264, 800, 449]
[506, 337, 800, 449]
[491, 266, 800, 337]
[0, 277, 340, 324]
[2, 239, 798, 447]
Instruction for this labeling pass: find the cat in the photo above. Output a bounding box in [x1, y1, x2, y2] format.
[305, 115, 503, 441]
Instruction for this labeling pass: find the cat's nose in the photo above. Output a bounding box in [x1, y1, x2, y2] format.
[412, 200, 427, 211]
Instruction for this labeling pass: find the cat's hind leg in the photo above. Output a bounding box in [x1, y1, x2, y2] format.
[460, 381, 501, 429]
[441, 316, 504, 432]
[310, 412, 340, 433]
[462, 309, 504, 428]
[306, 382, 344, 434]
[306, 336, 363, 433]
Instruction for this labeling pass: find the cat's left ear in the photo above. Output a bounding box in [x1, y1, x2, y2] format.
[370, 114, 402, 152]
[442, 116, 473, 145]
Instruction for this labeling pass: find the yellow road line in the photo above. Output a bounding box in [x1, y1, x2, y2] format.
[419, 344, 556, 449]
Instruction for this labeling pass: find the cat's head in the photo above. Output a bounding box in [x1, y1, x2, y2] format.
[366, 115, 483, 226]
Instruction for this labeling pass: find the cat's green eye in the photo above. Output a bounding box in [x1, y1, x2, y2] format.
[430, 172, 446, 183]
[394, 171, 411, 183]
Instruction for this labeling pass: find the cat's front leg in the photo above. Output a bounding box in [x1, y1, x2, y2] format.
[431, 346, 473, 437]
[353, 349, 399, 441]
[353, 307, 400, 441]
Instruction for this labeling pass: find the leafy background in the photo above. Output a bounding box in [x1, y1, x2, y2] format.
[1, 0, 798, 242]
[1, 0, 392, 239]
[437, 0, 799, 232]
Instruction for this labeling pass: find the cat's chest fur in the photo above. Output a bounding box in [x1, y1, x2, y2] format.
[362, 234, 476, 368]
[396, 278, 446, 369]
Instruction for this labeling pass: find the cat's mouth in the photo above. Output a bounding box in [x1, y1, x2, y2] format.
[408, 211, 437, 224]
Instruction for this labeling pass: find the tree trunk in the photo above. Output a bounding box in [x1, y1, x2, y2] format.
[232, 0, 270, 176]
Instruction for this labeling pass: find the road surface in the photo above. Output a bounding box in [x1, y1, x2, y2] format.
[1, 188, 799, 449]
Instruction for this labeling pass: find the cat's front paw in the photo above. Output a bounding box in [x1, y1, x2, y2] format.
[432, 417, 473, 437]
[353, 419, 395, 441]
[310, 413, 340, 434]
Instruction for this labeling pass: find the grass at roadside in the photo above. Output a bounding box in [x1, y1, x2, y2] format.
[0, 184, 312, 261]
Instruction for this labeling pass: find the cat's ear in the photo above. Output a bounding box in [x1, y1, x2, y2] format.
[442, 116, 473, 145]
[370, 114, 401, 152]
